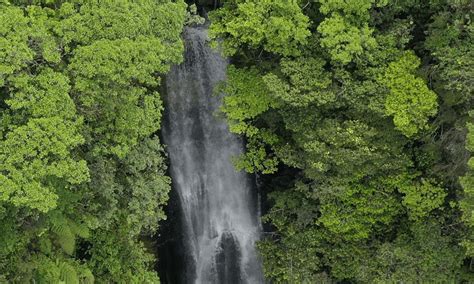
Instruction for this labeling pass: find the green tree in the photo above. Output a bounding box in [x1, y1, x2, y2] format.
[209, 0, 310, 56]
[210, 0, 471, 281]
[378, 52, 438, 137]
[0, 0, 187, 282]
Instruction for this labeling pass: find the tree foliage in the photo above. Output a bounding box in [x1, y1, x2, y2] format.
[0, 0, 473, 282]
[0, 0, 186, 282]
[379, 52, 438, 137]
[209, 0, 311, 56]
[210, 0, 473, 281]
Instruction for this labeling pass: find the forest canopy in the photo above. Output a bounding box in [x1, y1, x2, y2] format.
[209, 0, 473, 282]
[0, 0, 473, 283]
[0, 0, 186, 282]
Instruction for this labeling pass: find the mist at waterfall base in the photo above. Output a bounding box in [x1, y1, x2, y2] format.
[157, 27, 264, 284]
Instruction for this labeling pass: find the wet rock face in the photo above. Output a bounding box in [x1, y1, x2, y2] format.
[196, 0, 219, 7]
[216, 232, 242, 284]
[186, 0, 221, 11]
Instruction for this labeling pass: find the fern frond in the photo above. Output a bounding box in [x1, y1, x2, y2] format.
[59, 262, 79, 284]
[69, 220, 90, 239]
[80, 268, 95, 284]
[50, 214, 70, 236]
[49, 213, 82, 255]
[57, 228, 75, 255]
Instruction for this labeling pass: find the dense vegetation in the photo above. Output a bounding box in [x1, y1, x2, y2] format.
[209, 0, 474, 282]
[0, 0, 187, 282]
[0, 0, 472, 283]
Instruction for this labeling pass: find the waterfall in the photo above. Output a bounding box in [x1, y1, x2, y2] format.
[162, 27, 264, 283]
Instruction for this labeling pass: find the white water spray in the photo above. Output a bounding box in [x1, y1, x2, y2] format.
[163, 27, 263, 284]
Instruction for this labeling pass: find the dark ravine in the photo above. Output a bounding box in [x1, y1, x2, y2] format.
[158, 27, 264, 283]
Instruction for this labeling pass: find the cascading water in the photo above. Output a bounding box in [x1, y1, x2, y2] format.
[162, 27, 264, 283]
